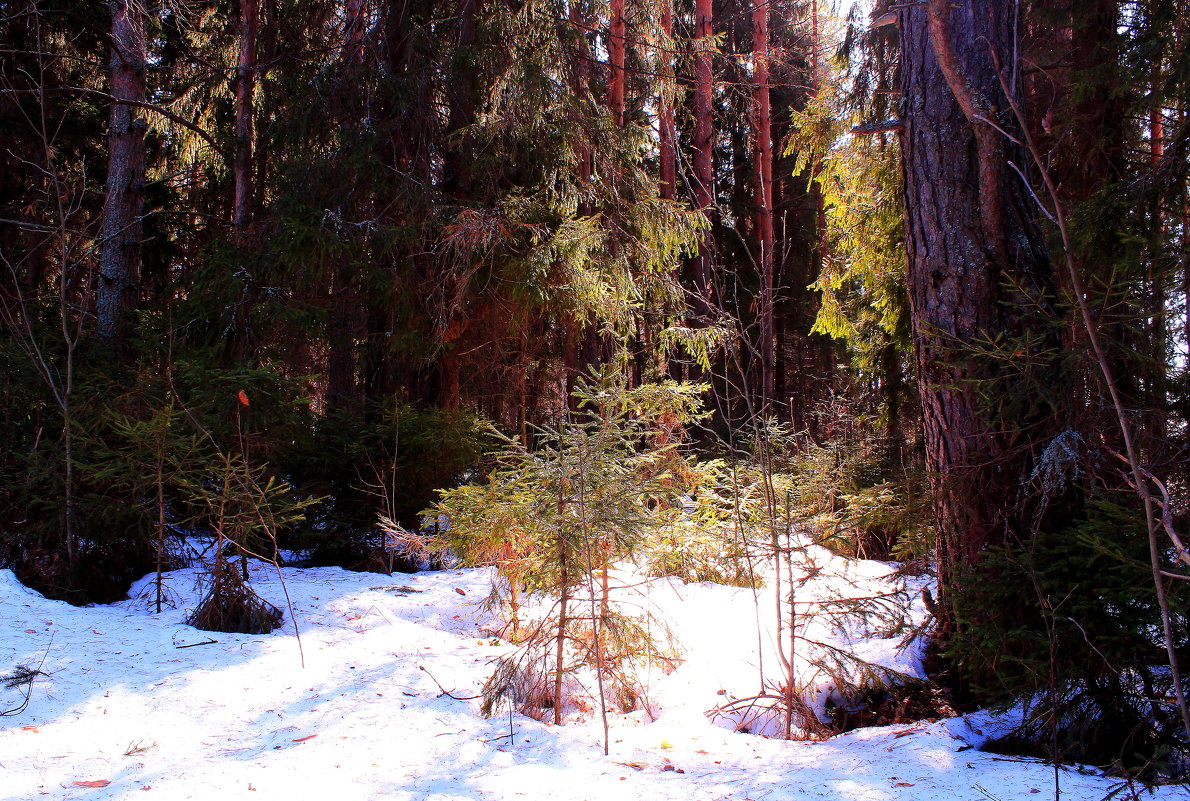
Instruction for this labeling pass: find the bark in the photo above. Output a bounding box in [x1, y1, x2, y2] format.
[658, 0, 676, 200]
[691, 0, 714, 310]
[608, 0, 626, 126]
[345, 0, 366, 64]
[234, 0, 259, 228]
[752, 0, 774, 412]
[1183, 185, 1189, 360]
[98, 0, 147, 343]
[899, 0, 1055, 620]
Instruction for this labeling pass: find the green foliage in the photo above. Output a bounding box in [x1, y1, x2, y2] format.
[433, 375, 684, 601]
[428, 374, 696, 722]
[948, 499, 1189, 777]
[729, 430, 933, 563]
[288, 403, 488, 568]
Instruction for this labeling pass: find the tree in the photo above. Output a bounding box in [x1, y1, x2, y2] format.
[690, 0, 715, 314]
[752, 0, 774, 413]
[233, 0, 259, 229]
[898, 0, 1060, 630]
[97, 0, 147, 344]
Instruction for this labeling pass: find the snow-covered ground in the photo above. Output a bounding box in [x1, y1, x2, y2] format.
[0, 556, 1181, 801]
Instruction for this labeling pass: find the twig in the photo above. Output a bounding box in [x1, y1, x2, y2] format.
[418, 665, 482, 700]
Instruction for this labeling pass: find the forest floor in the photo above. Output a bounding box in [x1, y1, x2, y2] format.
[1, 549, 1183, 801]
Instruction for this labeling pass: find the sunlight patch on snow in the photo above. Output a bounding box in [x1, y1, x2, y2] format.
[0, 558, 1182, 801]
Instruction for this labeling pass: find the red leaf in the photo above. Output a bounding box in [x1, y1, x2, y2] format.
[20, 726, 38, 732]
[894, 782, 914, 787]
[292, 734, 317, 742]
[73, 780, 111, 788]
[237, 390, 250, 407]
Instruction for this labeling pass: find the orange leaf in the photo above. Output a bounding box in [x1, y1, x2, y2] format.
[237, 390, 250, 407]
[73, 780, 111, 788]
[21, 726, 38, 732]
[612, 761, 646, 771]
[894, 782, 914, 787]
[292, 734, 317, 742]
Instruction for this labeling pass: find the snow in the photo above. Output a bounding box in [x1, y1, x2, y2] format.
[0, 557, 1179, 801]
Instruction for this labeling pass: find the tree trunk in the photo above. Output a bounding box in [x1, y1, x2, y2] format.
[691, 0, 714, 312]
[752, 0, 774, 413]
[345, 0, 366, 64]
[98, 0, 147, 343]
[608, 0, 626, 126]
[234, 0, 258, 229]
[899, 0, 1056, 625]
[658, 0, 676, 200]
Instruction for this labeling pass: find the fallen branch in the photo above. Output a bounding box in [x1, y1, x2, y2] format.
[2, 633, 53, 717]
[418, 665, 482, 701]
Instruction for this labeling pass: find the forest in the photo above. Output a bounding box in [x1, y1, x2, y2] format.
[2, 0, 1190, 789]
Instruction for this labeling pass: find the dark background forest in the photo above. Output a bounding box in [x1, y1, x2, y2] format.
[3, 0, 1190, 778]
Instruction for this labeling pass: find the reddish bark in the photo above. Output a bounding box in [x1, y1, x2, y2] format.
[899, 1, 1055, 612]
[345, 0, 366, 64]
[608, 0, 626, 126]
[98, 0, 147, 343]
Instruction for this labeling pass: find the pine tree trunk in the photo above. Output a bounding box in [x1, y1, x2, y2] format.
[608, 0, 626, 126]
[345, 0, 366, 64]
[234, 0, 258, 229]
[691, 0, 714, 312]
[98, 0, 146, 343]
[899, 0, 1056, 626]
[752, 0, 774, 413]
[658, 0, 676, 200]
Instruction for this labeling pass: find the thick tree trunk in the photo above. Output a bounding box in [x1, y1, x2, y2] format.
[234, 0, 258, 228]
[899, 0, 1055, 621]
[752, 0, 774, 412]
[98, 0, 147, 343]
